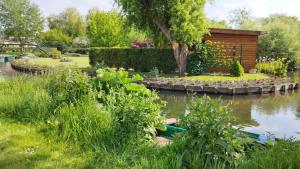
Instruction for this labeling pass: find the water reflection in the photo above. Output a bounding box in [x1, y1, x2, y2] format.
[0, 62, 18, 79]
[159, 72, 300, 139]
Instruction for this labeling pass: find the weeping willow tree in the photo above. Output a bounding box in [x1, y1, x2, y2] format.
[115, 0, 209, 76]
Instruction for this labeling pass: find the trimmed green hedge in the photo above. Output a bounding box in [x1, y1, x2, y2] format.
[89, 48, 177, 73]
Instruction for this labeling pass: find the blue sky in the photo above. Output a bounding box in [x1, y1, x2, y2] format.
[32, 0, 300, 21]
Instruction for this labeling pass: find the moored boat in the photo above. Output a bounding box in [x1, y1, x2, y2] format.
[158, 124, 277, 145]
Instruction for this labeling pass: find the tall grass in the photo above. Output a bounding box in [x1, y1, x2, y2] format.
[0, 75, 50, 122]
[0, 68, 300, 169]
[54, 98, 112, 148]
[239, 141, 300, 169]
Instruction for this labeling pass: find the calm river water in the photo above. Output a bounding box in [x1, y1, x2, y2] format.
[0, 62, 18, 79]
[1, 61, 300, 139]
[160, 72, 300, 140]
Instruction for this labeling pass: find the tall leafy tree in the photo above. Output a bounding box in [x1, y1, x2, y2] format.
[115, 0, 208, 76]
[0, 0, 43, 54]
[86, 9, 124, 47]
[258, 14, 300, 70]
[47, 8, 85, 38]
[86, 9, 146, 47]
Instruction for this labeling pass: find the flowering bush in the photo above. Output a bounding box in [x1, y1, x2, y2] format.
[256, 59, 287, 76]
[131, 39, 152, 48]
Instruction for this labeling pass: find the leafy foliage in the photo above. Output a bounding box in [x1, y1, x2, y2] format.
[47, 48, 62, 59]
[0, 0, 43, 54]
[116, 0, 208, 45]
[47, 8, 85, 38]
[86, 10, 124, 47]
[86, 9, 146, 47]
[229, 9, 299, 71]
[177, 96, 245, 168]
[46, 67, 93, 109]
[187, 41, 225, 75]
[94, 68, 165, 144]
[169, 0, 208, 44]
[89, 48, 177, 73]
[208, 20, 231, 28]
[230, 59, 244, 77]
[258, 17, 298, 71]
[94, 68, 144, 93]
[72, 36, 89, 48]
[115, 0, 208, 75]
[256, 60, 287, 76]
[39, 29, 71, 51]
[1, 70, 300, 169]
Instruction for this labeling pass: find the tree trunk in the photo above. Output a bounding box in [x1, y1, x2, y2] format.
[172, 42, 189, 77]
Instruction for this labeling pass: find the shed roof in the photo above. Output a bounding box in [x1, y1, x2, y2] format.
[209, 28, 263, 36]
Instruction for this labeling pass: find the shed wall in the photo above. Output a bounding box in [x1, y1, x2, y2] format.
[205, 33, 259, 72]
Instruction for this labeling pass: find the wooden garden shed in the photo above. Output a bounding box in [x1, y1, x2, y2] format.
[204, 28, 262, 72]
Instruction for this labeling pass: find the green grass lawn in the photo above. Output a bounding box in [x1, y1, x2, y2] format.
[26, 56, 90, 68]
[0, 118, 91, 169]
[184, 73, 270, 81]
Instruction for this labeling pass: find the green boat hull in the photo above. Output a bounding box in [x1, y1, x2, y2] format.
[158, 125, 275, 144]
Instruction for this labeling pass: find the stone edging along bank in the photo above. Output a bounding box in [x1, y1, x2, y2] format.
[11, 60, 50, 74]
[142, 77, 299, 95]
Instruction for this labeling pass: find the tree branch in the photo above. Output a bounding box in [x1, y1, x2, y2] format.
[142, 0, 172, 41]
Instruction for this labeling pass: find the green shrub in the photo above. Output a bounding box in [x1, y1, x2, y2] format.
[89, 48, 177, 73]
[230, 59, 244, 77]
[47, 48, 62, 59]
[46, 67, 93, 109]
[187, 41, 227, 75]
[256, 60, 287, 76]
[176, 96, 245, 168]
[94, 68, 165, 144]
[39, 29, 71, 51]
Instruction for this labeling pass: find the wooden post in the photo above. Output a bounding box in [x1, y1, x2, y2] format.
[240, 44, 243, 66]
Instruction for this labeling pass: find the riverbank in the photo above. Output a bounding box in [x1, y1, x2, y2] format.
[143, 76, 299, 95]
[1, 67, 300, 169]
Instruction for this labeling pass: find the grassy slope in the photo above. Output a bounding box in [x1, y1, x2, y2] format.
[0, 119, 91, 169]
[26, 57, 90, 68]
